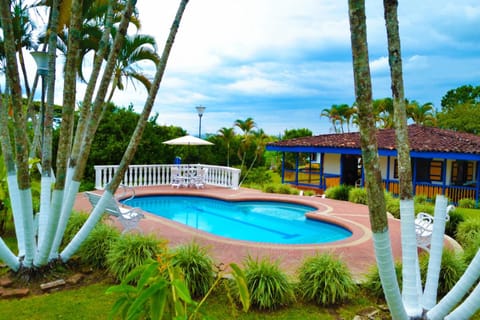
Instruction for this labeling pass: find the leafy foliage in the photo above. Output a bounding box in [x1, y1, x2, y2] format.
[78, 223, 120, 269]
[324, 184, 352, 201]
[242, 256, 295, 310]
[171, 242, 214, 298]
[458, 198, 476, 209]
[384, 191, 400, 219]
[444, 209, 464, 238]
[348, 187, 368, 204]
[61, 212, 90, 249]
[419, 250, 466, 298]
[455, 219, 480, 248]
[106, 233, 163, 281]
[297, 253, 356, 306]
[363, 261, 403, 300]
[107, 254, 250, 320]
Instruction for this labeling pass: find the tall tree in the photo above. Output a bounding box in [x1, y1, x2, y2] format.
[406, 100, 436, 126]
[347, 1, 407, 318]
[106, 32, 159, 102]
[234, 117, 256, 170]
[384, 0, 421, 317]
[217, 127, 235, 167]
[0, 0, 190, 274]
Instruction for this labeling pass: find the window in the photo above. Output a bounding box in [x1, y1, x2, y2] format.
[415, 158, 431, 182]
[451, 161, 474, 185]
[429, 161, 443, 182]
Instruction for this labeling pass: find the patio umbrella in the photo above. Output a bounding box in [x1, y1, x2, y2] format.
[163, 135, 214, 146]
[163, 135, 213, 163]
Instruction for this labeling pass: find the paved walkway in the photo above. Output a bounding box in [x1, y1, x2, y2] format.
[74, 186, 403, 281]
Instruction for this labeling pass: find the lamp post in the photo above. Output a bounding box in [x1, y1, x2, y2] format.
[195, 105, 206, 138]
[31, 51, 49, 148]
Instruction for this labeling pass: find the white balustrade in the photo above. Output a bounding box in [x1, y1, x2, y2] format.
[94, 164, 241, 190]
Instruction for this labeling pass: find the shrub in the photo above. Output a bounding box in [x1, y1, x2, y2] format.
[325, 185, 351, 201]
[385, 192, 400, 219]
[107, 233, 163, 281]
[262, 183, 277, 193]
[61, 211, 89, 249]
[455, 220, 480, 248]
[242, 256, 294, 310]
[363, 261, 403, 300]
[414, 194, 429, 204]
[462, 235, 480, 264]
[458, 198, 476, 209]
[444, 209, 464, 238]
[348, 187, 368, 205]
[297, 253, 356, 306]
[419, 249, 466, 298]
[241, 167, 273, 186]
[277, 184, 296, 195]
[171, 242, 214, 298]
[79, 223, 120, 269]
[414, 203, 434, 215]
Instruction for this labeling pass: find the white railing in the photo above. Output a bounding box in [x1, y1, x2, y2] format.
[94, 164, 241, 190]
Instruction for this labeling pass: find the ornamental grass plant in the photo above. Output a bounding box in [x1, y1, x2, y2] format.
[78, 223, 120, 269]
[106, 233, 164, 281]
[242, 256, 295, 310]
[171, 242, 215, 298]
[297, 253, 357, 306]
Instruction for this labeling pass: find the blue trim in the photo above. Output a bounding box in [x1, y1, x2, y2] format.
[266, 146, 480, 161]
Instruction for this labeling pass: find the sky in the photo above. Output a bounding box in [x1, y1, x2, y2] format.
[24, 0, 480, 137]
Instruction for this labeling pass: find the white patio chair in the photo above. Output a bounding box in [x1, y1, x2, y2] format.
[171, 167, 188, 188]
[85, 192, 144, 234]
[191, 167, 208, 189]
[415, 204, 454, 252]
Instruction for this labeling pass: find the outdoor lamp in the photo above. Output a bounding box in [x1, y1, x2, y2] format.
[31, 51, 49, 76]
[196, 105, 206, 138]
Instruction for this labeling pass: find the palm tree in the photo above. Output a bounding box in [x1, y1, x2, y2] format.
[234, 117, 256, 170]
[348, 1, 407, 318]
[406, 100, 436, 126]
[384, 0, 420, 317]
[217, 127, 235, 167]
[106, 32, 159, 102]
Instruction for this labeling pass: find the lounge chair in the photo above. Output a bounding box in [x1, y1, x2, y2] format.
[85, 191, 144, 234]
[415, 205, 454, 252]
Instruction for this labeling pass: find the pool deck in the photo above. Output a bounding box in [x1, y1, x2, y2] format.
[74, 185, 403, 281]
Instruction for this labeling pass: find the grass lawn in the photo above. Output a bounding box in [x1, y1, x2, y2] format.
[0, 280, 386, 319]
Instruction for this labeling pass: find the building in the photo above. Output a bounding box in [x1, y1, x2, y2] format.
[266, 125, 480, 204]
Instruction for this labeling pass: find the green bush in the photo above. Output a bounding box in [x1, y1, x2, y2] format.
[455, 220, 480, 248]
[462, 235, 480, 264]
[172, 242, 214, 298]
[414, 194, 429, 204]
[458, 198, 476, 209]
[445, 209, 464, 238]
[385, 192, 400, 219]
[414, 203, 434, 215]
[419, 250, 466, 298]
[348, 188, 368, 204]
[325, 185, 352, 201]
[79, 223, 120, 269]
[297, 253, 356, 306]
[106, 233, 163, 281]
[242, 256, 295, 310]
[277, 184, 296, 195]
[363, 261, 403, 300]
[241, 167, 273, 186]
[61, 211, 89, 249]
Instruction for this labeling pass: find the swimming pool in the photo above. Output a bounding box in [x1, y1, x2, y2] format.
[122, 195, 352, 244]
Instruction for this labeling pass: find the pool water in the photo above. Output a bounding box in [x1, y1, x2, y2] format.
[122, 195, 352, 244]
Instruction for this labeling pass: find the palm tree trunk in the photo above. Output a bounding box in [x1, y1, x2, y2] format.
[0, 0, 36, 267]
[383, 0, 421, 316]
[427, 250, 480, 319]
[61, 0, 191, 261]
[348, 1, 407, 318]
[50, 0, 134, 259]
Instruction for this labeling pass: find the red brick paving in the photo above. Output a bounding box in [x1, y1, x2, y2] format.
[74, 186, 403, 281]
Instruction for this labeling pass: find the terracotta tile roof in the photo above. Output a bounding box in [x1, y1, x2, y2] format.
[267, 125, 480, 155]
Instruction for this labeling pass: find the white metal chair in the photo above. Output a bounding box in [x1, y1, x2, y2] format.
[191, 167, 208, 189]
[85, 192, 144, 234]
[415, 204, 454, 252]
[171, 167, 188, 188]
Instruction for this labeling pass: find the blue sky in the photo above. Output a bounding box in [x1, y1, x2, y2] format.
[28, 0, 479, 137]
